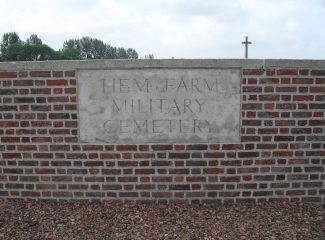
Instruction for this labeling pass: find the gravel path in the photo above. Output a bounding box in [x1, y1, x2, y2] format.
[0, 199, 324, 240]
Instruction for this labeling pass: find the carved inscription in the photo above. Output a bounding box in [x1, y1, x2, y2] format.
[78, 69, 241, 143]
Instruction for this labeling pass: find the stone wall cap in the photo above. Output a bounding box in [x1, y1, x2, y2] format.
[0, 59, 325, 70]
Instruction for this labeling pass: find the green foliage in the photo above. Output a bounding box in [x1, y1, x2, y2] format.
[145, 54, 154, 59]
[56, 48, 80, 60]
[26, 34, 42, 45]
[127, 48, 138, 59]
[0, 32, 21, 59]
[2, 43, 57, 61]
[0, 32, 139, 61]
[1, 32, 57, 61]
[62, 36, 138, 60]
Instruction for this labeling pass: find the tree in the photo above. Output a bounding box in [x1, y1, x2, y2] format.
[63, 39, 80, 49]
[56, 48, 80, 60]
[0, 32, 21, 60]
[105, 45, 117, 59]
[144, 54, 154, 59]
[116, 47, 128, 59]
[2, 43, 57, 61]
[92, 38, 107, 59]
[62, 36, 138, 60]
[26, 34, 42, 45]
[79, 37, 93, 59]
[0, 32, 139, 61]
[127, 48, 138, 59]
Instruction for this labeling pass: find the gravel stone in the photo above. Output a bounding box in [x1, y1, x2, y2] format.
[0, 199, 324, 239]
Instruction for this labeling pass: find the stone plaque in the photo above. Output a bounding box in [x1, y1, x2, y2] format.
[78, 68, 241, 143]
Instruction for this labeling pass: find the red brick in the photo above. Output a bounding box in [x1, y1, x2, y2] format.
[277, 69, 298, 75]
[186, 177, 205, 182]
[152, 177, 172, 182]
[292, 78, 313, 84]
[174, 144, 185, 150]
[238, 152, 259, 158]
[259, 78, 279, 84]
[0, 89, 18, 95]
[242, 103, 262, 110]
[259, 95, 280, 101]
[186, 144, 208, 150]
[169, 152, 190, 159]
[207, 145, 219, 151]
[65, 88, 77, 94]
[203, 168, 224, 174]
[311, 70, 325, 76]
[30, 71, 51, 77]
[286, 190, 305, 196]
[0, 121, 19, 127]
[293, 95, 313, 101]
[47, 96, 69, 103]
[247, 78, 257, 84]
[31, 105, 51, 111]
[13, 97, 34, 103]
[243, 69, 264, 75]
[306, 151, 325, 156]
[15, 113, 36, 120]
[33, 153, 53, 159]
[116, 145, 137, 151]
[150, 160, 170, 166]
[1, 137, 20, 143]
[80, 145, 102, 151]
[276, 87, 297, 92]
[138, 145, 149, 151]
[276, 103, 297, 110]
[47, 79, 68, 86]
[133, 153, 154, 159]
[35, 168, 55, 174]
[32, 137, 52, 143]
[243, 86, 262, 92]
[255, 159, 275, 165]
[17, 145, 37, 151]
[53, 88, 63, 94]
[67, 153, 87, 159]
[310, 87, 325, 93]
[186, 160, 207, 166]
[2, 153, 21, 159]
[100, 153, 120, 159]
[37, 184, 56, 190]
[254, 175, 275, 181]
[222, 144, 243, 150]
[203, 152, 224, 158]
[220, 176, 240, 182]
[84, 161, 103, 167]
[0, 72, 17, 78]
[65, 70, 75, 77]
[118, 177, 138, 182]
[135, 169, 155, 174]
[169, 169, 189, 174]
[316, 78, 325, 84]
[118, 161, 138, 167]
[22, 191, 40, 197]
[274, 136, 294, 142]
[272, 151, 293, 157]
[52, 71, 63, 77]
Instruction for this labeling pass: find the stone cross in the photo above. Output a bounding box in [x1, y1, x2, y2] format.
[242, 36, 252, 59]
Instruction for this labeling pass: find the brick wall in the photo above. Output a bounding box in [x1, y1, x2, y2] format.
[0, 60, 324, 204]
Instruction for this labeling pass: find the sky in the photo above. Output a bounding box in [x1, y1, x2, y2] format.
[0, 0, 324, 59]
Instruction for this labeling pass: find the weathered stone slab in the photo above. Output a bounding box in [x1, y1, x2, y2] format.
[78, 68, 241, 143]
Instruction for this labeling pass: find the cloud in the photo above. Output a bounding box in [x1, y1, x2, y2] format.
[0, 0, 324, 58]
